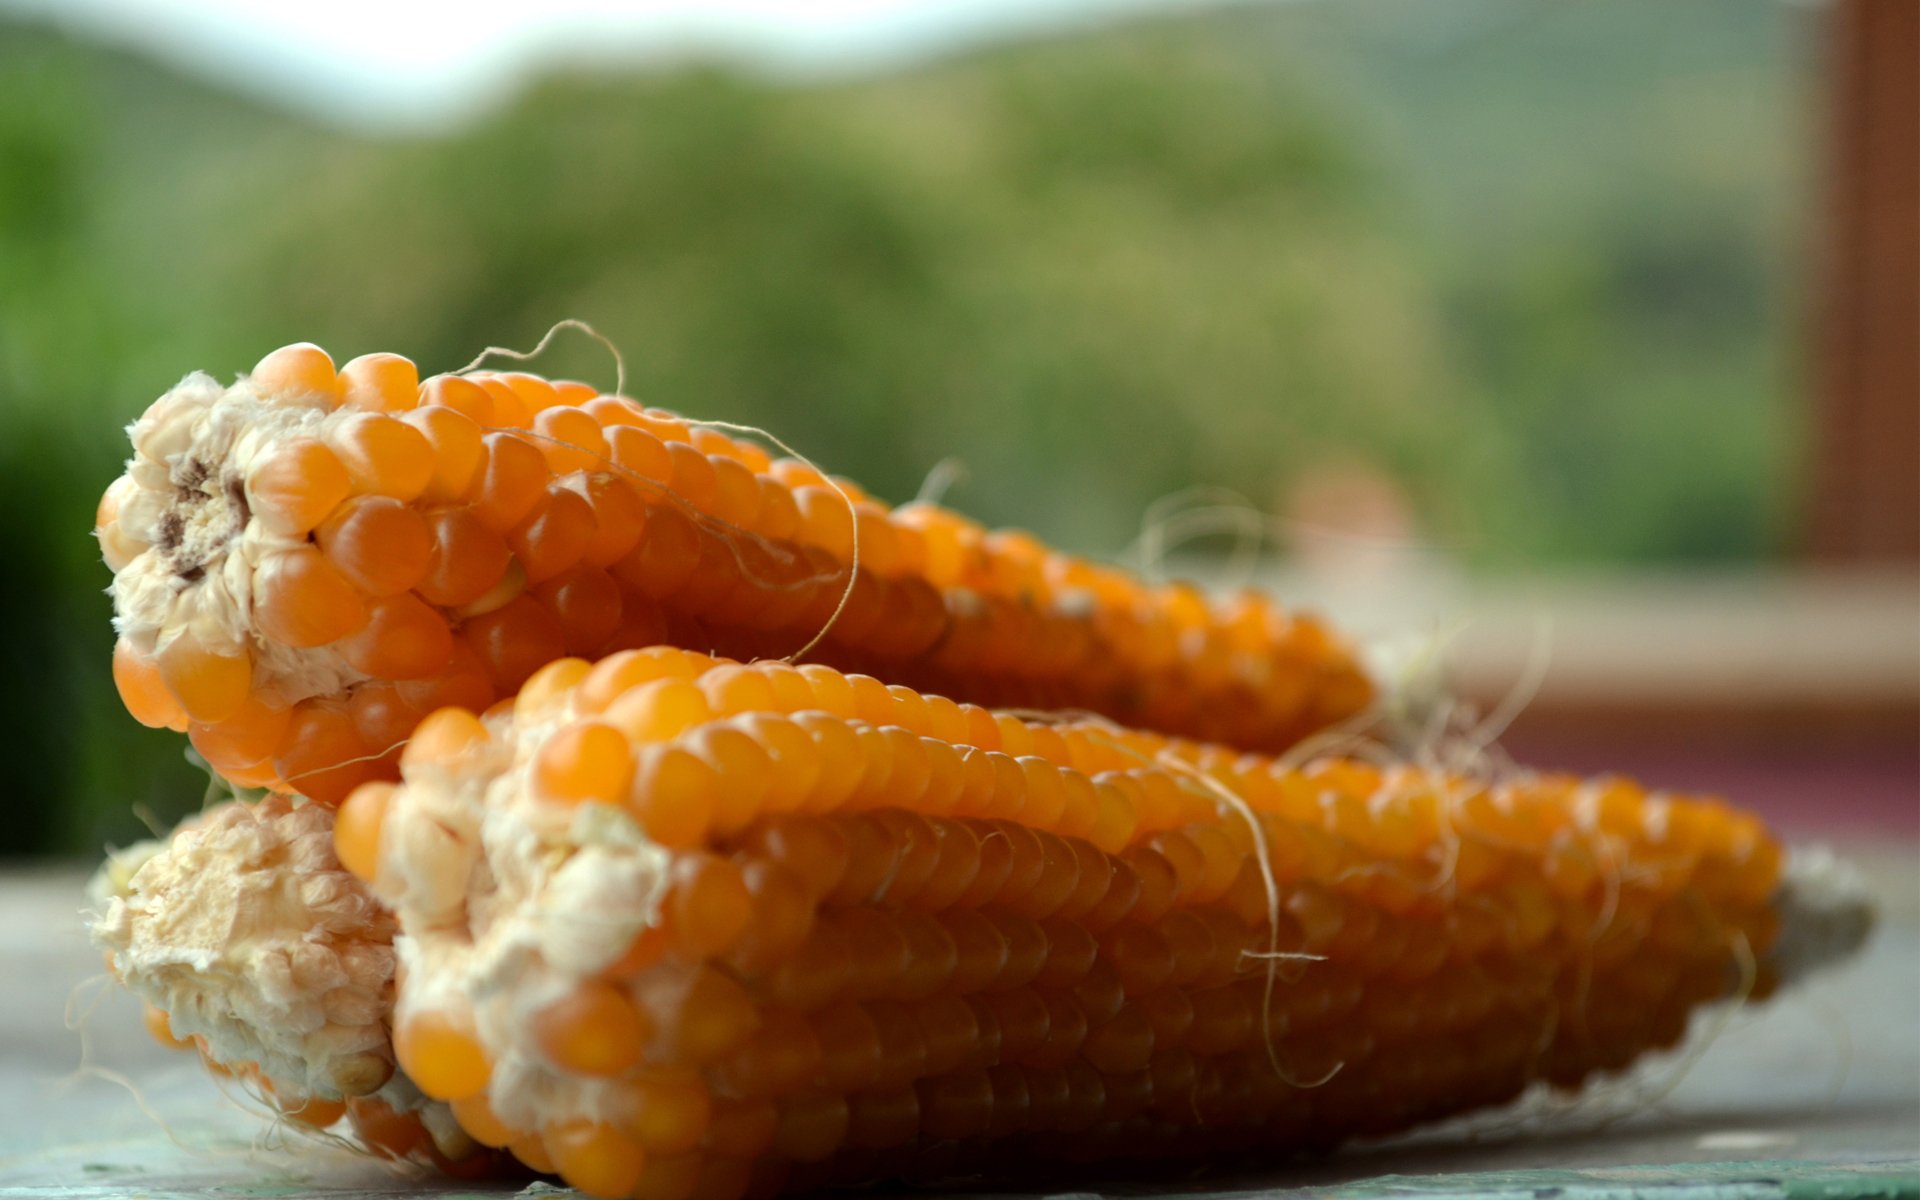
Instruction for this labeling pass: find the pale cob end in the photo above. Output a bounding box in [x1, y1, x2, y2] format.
[1767, 845, 1877, 986]
[90, 649, 1875, 1199]
[89, 794, 398, 1101]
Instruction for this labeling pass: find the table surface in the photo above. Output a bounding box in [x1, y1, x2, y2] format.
[2, 840, 1915, 1200]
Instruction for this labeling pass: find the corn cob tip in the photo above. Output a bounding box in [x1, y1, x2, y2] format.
[105, 368, 379, 721]
[88, 794, 399, 1102]
[1768, 845, 1876, 986]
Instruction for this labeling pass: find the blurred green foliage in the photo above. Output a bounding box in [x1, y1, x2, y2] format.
[0, 0, 1813, 855]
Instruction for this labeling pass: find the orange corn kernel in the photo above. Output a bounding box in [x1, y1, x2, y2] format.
[395, 1005, 491, 1103]
[339, 352, 420, 413]
[329, 413, 434, 501]
[535, 981, 652, 1077]
[535, 721, 637, 806]
[334, 781, 395, 881]
[246, 438, 352, 536]
[154, 635, 252, 724]
[315, 495, 433, 597]
[252, 342, 341, 403]
[113, 638, 188, 730]
[253, 547, 369, 649]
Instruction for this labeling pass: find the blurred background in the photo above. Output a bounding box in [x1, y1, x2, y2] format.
[0, 0, 1912, 858]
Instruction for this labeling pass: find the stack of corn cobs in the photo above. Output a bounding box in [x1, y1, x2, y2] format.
[89, 343, 1868, 1199]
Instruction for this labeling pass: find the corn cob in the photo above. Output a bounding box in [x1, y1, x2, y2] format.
[98, 344, 1370, 804]
[93, 650, 1859, 1200]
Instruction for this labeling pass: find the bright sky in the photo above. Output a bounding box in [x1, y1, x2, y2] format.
[4, 0, 1214, 130]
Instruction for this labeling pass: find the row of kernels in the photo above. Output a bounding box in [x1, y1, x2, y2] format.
[451, 925, 1751, 1197]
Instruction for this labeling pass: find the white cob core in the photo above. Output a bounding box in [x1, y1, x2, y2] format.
[375, 703, 676, 1132]
[89, 795, 398, 1100]
[107, 372, 367, 706]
